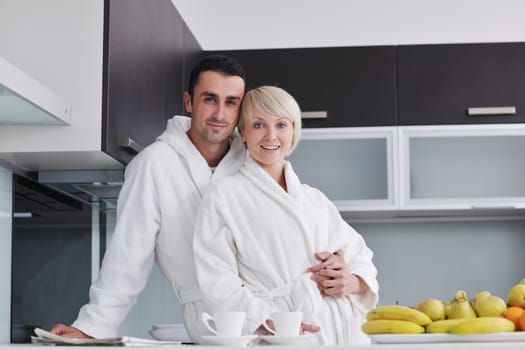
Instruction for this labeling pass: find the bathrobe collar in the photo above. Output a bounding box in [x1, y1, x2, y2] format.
[157, 116, 246, 195]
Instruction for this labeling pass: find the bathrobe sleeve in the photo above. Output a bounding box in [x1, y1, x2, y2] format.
[193, 185, 274, 334]
[309, 187, 379, 315]
[72, 149, 161, 338]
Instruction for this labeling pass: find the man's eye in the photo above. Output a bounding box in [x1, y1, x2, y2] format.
[204, 97, 216, 103]
[226, 100, 238, 106]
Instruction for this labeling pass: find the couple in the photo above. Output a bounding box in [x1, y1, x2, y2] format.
[50, 55, 378, 345]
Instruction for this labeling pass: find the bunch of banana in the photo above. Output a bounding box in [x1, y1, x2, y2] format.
[362, 305, 431, 334]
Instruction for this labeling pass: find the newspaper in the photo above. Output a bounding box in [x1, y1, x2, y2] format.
[32, 328, 181, 346]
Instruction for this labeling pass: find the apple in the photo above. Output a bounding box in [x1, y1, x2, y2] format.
[415, 298, 445, 321]
[507, 284, 525, 308]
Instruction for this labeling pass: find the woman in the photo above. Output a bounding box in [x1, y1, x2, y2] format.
[193, 86, 378, 345]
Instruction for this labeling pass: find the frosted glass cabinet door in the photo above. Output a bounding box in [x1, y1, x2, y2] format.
[400, 124, 525, 209]
[288, 127, 398, 211]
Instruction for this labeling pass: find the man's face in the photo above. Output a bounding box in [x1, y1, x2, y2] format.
[185, 71, 245, 147]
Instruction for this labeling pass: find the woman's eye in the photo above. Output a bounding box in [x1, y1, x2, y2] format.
[254, 122, 264, 129]
[277, 122, 288, 128]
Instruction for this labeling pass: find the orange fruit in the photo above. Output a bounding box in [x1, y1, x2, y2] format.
[504, 306, 525, 331]
[520, 310, 525, 332]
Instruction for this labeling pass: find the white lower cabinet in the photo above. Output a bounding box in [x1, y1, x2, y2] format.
[290, 124, 525, 218]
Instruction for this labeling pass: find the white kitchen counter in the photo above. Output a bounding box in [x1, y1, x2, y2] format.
[2, 342, 525, 350]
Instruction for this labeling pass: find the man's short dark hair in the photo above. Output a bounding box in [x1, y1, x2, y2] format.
[187, 55, 246, 101]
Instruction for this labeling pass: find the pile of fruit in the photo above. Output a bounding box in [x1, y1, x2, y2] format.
[362, 279, 525, 335]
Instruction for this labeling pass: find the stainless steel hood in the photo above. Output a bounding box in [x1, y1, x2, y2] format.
[37, 169, 124, 211]
[0, 56, 71, 125]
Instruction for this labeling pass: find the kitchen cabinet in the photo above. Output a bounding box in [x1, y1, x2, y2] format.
[103, 0, 200, 165]
[398, 42, 525, 125]
[399, 124, 525, 211]
[287, 127, 398, 212]
[210, 46, 397, 127]
[289, 124, 525, 218]
[0, 0, 201, 171]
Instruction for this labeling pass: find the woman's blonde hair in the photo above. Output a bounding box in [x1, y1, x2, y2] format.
[238, 85, 302, 155]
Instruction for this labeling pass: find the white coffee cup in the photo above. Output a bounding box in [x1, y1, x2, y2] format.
[263, 311, 303, 336]
[201, 311, 246, 337]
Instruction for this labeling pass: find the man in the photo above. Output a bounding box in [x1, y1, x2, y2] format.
[50, 55, 359, 343]
[50, 55, 247, 343]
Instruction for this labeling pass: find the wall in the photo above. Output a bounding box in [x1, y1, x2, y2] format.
[355, 219, 525, 306]
[172, 0, 525, 50]
[0, 166, 13, 343]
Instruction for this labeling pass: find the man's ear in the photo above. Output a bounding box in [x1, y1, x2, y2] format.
[183, 91, 192, 113]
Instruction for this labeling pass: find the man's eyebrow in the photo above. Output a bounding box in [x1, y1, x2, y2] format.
[201, 91, 218, 98]
[226, 96, 241, 101]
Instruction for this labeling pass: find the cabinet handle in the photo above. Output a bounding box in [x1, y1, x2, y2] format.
[470, 204, 517, 210]
[120, 137, 144, 154]
[301, 111, 328, 119]
[467, 106, 516, 116]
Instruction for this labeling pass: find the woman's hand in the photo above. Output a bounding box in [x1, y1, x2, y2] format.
[307, 251, 367, 298]
[48, 324, 91, 339]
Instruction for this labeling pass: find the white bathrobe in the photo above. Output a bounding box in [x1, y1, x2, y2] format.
[72, 116, 246, 342]
[193, 156, 379, 345]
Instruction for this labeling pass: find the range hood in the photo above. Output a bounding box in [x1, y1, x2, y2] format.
[0, 56, 71, 125]
[37, 169, 124, 211]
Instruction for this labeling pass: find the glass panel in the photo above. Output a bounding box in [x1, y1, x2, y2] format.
[11, 175, 94, 342]
[409, 135, 525, 199]
[288, 138, 388, 201]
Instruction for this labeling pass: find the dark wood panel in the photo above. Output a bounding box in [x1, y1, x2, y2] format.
[102, 0, 186, 164]
[398, 42, 525, 125]
[210, 46, 397, 127]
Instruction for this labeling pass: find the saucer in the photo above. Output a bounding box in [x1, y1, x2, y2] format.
[201, 335, 258, 346]
[259, 334, 313, 345]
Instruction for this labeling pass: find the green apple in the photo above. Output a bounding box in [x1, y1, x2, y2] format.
[507, 284, 525, 308]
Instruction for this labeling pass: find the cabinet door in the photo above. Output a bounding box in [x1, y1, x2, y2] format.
[399, 124, 525, 210]
[287, 127, 398, 212]
[103, 0, 185, 165]
[398, 42, 525, 125]
[210, 46, 397, 127]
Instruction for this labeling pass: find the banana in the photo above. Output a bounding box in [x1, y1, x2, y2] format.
[367, 305, 433, 326]
[362, 319, 425, 334]
[425, 319, 469, 333]
[449, 317, 515, 335]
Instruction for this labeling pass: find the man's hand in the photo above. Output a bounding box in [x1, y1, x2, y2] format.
[307, 251, 367, 298]
[48, 324, 91, 339]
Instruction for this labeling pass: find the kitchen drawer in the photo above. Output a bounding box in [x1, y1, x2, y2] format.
[397, 42, 525, 125]
[210, 46, 397, 127]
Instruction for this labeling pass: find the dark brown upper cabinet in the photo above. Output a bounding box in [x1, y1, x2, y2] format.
[397, 42, 525, 125]
[210, 46, 398, 128]
[102, 0, 201, 165]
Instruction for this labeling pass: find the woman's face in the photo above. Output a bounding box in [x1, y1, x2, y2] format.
[241, 111, 294, 174]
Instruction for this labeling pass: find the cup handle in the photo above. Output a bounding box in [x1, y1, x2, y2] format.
[201, 312, 218, 336]
[262, 319, 276, 335]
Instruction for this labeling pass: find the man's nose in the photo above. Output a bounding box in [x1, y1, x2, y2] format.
[213, 101, 226, 120]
